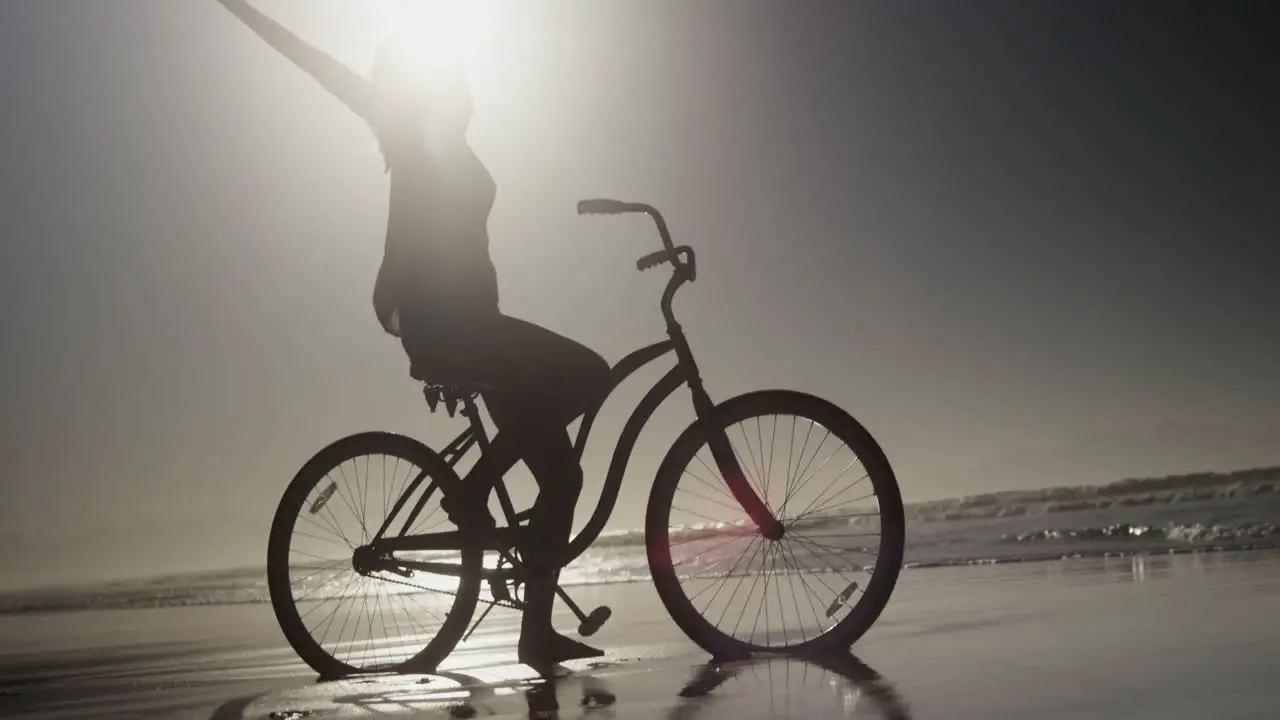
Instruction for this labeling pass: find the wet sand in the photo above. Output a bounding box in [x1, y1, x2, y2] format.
[2, 550, 1277, 719]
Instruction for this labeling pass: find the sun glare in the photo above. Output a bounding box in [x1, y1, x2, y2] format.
[375, 0, 497, 74]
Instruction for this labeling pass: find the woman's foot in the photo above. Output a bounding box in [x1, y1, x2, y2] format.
[441, 490, 495, 540]
[518, 629, 604, 671]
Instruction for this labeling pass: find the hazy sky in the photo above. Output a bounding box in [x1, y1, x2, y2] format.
[2, 0, 1277, 589]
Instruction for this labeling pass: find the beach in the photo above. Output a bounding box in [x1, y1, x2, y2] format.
[4, 1, 1276, 716]
[3, 549, 1277, 719]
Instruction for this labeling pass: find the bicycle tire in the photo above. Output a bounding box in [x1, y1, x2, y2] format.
[267, 431, 482, 678]
[645, 390, 905, 658]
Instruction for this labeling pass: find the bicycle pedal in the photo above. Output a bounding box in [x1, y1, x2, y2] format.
[577, 606, 612, 637]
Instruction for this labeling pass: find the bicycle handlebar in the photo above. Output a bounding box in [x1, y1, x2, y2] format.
[578, 197, 696, 326]
[577, 198, 696, 281]
[577, 198, 643, 216]
[636, 247, 694, 276]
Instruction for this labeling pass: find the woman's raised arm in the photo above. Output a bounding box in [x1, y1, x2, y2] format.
[215, 0, 375, 123]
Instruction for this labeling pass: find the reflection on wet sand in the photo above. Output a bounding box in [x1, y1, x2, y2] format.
[234, 653, 911, 719]
[278, 663, 621, 718]
[669, 653, 911, 720]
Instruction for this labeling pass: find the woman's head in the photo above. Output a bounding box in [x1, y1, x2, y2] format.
[370, 38, 473, 167]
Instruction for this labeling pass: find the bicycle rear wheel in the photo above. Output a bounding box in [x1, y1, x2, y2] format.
[267, 432, 482, 678]
[646, 390, 905, 658]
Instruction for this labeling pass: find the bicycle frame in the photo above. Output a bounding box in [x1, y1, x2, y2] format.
[371, 336, 683, 561]
[366, 201, 781, 577]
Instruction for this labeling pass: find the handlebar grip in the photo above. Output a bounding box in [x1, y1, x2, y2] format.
[577, 198, 630, 215]
[637, 249, 677, 271]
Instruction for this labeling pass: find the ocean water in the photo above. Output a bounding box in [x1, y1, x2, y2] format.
[4, 471, 1277, 615]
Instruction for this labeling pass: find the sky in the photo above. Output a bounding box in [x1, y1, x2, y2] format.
[1, 0, 1277, 590]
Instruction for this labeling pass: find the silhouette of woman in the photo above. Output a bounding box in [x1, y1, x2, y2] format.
[214, 0, 611, 669]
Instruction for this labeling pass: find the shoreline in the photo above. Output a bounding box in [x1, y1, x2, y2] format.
[4, 540, 1280, 618]
[2, 550, 1277, 719]
[7, 465, 1278, 601]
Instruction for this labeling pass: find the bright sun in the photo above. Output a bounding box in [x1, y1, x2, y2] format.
[375, 0, 498, 74]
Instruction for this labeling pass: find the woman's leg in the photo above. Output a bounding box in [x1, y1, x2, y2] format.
[472, 315, 612, 423]
[470, 315, 612, 665]
[484, 393, 595, 663]
[444, 314, 612, 507]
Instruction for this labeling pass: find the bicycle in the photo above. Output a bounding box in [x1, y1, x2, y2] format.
[266, 199, 907, 679]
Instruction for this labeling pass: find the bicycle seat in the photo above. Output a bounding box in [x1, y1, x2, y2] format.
[423, 380, 484, 395]
[408, 352, 489, 415]
[422, 383, 476, 417]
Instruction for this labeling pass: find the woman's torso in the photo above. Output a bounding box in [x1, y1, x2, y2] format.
[380, 143, 500, 326]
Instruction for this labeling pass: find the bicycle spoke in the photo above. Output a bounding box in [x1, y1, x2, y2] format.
[735, 424, 767, 500]
[770, 540, 790, 646]
[789, 463, 869, 522]
[780, 431, 833, 514]
[780, 538, 844, 607]
[298, 504, 350, 549]
[783, 449, 851, 517]
[712, 537, 768, 632]
[763, 415, 779, 506]
[324, 468, 365, 544]
[784, 421, 820, 507]
[688, 535, 760, 612]
[746, 544, 774, 643]
[311, 577, 351, 650]
[673, 531, 757, 567]
[793, 487, 877, 524]
[780, 540, 831, 630]
[690, 453, 743, 504]
[777, 542, 820, 640]
[792, 533, 877, 562]
[675, 482, 759, 518]
[670, 503, 738, 528]
[788, 534, 864, 590]
[289, 547, 345, 564]
[668, 527, 755, 549]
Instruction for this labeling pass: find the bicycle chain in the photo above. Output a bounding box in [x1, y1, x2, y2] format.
[369, 571, 526, 613]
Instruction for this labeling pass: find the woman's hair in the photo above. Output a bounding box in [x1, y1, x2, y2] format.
[370, 39, 474, 171]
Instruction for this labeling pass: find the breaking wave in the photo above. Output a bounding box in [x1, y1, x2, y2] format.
[4, 467, 1278, 615]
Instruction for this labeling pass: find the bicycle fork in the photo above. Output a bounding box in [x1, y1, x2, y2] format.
[704, 428, 785, 540]
[683, 348, 784, 540]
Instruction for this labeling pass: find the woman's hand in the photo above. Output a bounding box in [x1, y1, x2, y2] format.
[373, 260, 402, 337]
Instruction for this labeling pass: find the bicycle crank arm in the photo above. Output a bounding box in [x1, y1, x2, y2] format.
[556, 584, 588, 622]
[554, 585, 613, 638]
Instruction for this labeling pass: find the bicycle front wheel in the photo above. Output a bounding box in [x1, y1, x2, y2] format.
[646, 390, 905, 657]
[266, 432, 482, 678]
